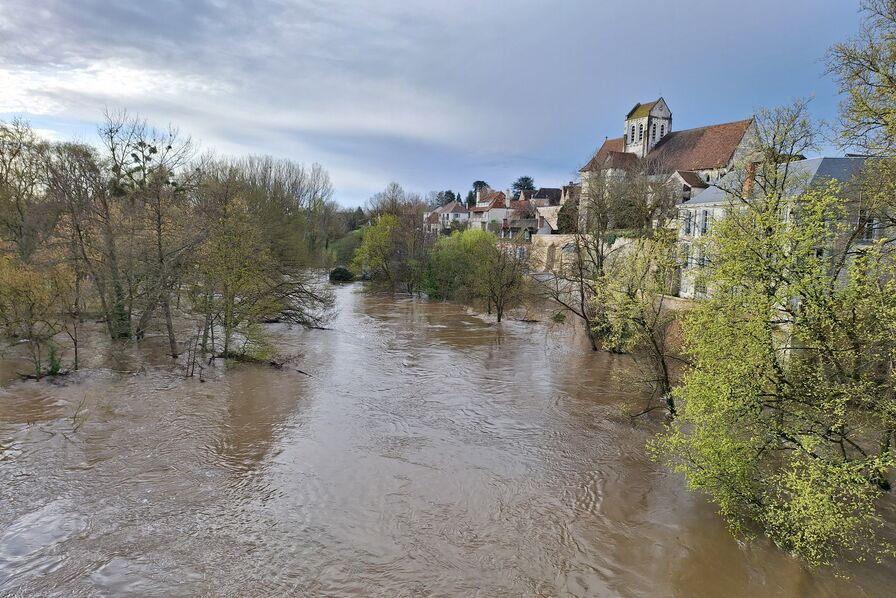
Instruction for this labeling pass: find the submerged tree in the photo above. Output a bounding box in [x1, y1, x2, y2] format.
[595, 229, 681, 416]
[0, 256, 72, 378]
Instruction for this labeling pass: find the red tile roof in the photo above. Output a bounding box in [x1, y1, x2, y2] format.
[581, 119, 753, 174]
[475, 191, 506, 210]
[675, 170, 709, 188]
[646, 119, 753, 171]
[582, 137, 624, 172]
[509, 199, 535, 217]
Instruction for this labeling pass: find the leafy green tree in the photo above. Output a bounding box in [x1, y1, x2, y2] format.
[556, 200, 578, 233]
[351, 214, 400, 285]
[426, 228, 492, 300]
[595, 229, 681, 416]
[829, 0, 896, 155]
[512, 176, 536, 194]
[655, 180, 896, 567]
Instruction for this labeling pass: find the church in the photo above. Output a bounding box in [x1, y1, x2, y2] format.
[580, 97, 755, 200]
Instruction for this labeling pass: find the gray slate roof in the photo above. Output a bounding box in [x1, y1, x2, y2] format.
[684, 157, 868, 206]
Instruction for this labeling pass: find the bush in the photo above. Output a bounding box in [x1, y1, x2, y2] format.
[329, 266, 354, 283]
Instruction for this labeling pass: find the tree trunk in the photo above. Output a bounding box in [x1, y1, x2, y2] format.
[162, 297, 178, 357]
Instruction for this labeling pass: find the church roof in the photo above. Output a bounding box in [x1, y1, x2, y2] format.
[581, 137, 624, 172]
[626, 100, 660, 119]
[675, 170, 709, 188]
[646, 119, 753, 171]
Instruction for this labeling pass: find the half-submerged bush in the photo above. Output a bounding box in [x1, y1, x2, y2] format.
[329, 266, 354, 283]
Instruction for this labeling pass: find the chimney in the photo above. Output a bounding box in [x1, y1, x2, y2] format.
[743, 161, 758, 198]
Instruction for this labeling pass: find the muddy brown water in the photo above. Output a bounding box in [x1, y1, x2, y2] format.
[0, 283, 894, 597]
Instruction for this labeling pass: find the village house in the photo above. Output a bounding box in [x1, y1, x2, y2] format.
[677, 156, 871, 298]
[468, 189, 509, 231]
[423, 200, 469, 235]
[501, 198, 537, 240]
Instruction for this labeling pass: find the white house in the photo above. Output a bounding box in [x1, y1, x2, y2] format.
[424, 200, 470, 234]
[677, 157, 871, 299]
[468, 189, 509, 231]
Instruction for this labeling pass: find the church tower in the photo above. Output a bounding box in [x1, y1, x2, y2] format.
[623, 97, 672, 158]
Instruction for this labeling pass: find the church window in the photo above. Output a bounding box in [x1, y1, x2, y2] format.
[638, 123, 643, 140]
[652, 123, 657, 138]
[660, 124, 665, 137]
[631, 125, 635, 142]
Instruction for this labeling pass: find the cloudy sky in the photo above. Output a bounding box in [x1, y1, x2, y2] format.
[0, 0, 862, 206]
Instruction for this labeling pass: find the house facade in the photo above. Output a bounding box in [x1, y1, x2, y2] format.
[468, 189, 509, 231]
[424, 200, 470, 235]
[677, 157, 871, 299]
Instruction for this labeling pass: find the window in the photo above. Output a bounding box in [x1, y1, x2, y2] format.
[859, 209, 877, 241]
[631, 125, 635, 142]
[699, 210, 709, 235]
[638, 123, 643, 140]
[660, 124, 665, 137]
[682, 243, 691, 268]
[682, 211, 692, 235]
[652, 123, 657, 138]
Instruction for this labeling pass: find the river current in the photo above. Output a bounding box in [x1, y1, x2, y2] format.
[0, 284, 894, 596]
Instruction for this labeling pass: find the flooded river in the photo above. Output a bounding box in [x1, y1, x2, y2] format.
[1, 284, 895, 596]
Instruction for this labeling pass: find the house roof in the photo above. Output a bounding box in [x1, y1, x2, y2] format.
[483, 191, 506, 208]
[509, 199, 535, 216]
[471, 191, 506, 212]
[646, 119, 753, 171]
[627, 100, 660, 120]
[675, 170, 709, 188]
[529, 188, 562, 207]
[442, 200, 468, 214]
[683, 157, 868, 207]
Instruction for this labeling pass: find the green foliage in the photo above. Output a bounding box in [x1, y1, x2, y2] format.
[46, 343, 61, 376]
[328, 266, 354, 283]
[557, 201, 578, 233]
[512, 176, 536, 194]
[654, 184, 896, 567]
[829, 0, 896, 154]
[425, 229, 527, 321]
[426, 228, 494, 300]
[351, 214, 399, 281]
[594, 230, 680, 413]
[328, 230, 362, 266]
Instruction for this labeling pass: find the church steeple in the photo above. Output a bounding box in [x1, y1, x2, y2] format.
[624, 97, 672, 158]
